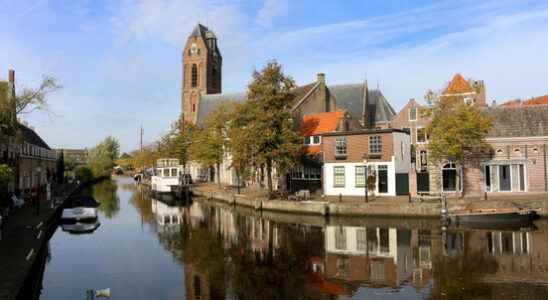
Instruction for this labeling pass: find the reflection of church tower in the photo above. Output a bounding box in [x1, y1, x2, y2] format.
[181, 23, 222, 124]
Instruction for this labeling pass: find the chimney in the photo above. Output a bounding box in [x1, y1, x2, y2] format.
[8, 69, 14, 83]
[317, 73, 325, 84]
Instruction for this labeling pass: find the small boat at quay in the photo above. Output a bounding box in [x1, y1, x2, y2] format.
[151, 158, 192, 197]
[447, 201, 538, 228]
[61, 221, 101, 234]
[62, 195, 100, 223]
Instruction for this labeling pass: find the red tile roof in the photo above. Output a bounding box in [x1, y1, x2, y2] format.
[443, 73, 473, 95]
[300, 110, 344, 136]
[501, 94, 548, 107]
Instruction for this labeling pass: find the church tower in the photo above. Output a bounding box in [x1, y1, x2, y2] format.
[182, 24, 222, 124]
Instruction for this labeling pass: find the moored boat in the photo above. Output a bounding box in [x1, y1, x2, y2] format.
[62, 195, 100, 223]
[151, 158, 192, 197]
[448, 201, 538, 228]
[61, 221, 101, 234]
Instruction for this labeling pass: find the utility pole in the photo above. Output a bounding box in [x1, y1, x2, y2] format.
[140, 125, 144, 152]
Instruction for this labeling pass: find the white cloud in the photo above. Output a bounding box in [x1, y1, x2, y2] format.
[256, 0, 287, 27]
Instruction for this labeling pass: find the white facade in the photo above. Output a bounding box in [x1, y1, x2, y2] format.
[324, 160, 397, 196]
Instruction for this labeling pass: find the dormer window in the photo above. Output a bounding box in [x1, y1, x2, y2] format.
[304, 135, 321, 146]
[464, 97, 473, 105]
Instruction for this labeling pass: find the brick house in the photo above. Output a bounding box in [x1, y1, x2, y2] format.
[16, 122, 57, 192]
[322, 129, 411, 197]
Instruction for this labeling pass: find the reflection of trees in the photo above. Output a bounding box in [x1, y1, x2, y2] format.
[430, 246, 498, 299]
[128, 185, 154, 223]
[92, 180, 120, 218]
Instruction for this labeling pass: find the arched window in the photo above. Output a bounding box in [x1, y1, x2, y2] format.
[191, 64, 198, 87]
[442, 163, 459, 192]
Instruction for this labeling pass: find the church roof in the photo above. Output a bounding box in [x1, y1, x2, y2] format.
[190, 23, 209, 38]
[329, 84, 396, 123]
[197, 92, 246, 125]
[485, 105, 548, 137]
[443, 73, 474, 95]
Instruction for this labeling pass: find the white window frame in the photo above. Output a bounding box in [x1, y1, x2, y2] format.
[416, 127, 427, 144]
[333, 166, 345, 187]
[335, 138, 347, 157]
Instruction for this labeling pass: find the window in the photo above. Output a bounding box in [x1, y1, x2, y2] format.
[369, 136, 382, 154]
[409, 107, 417, 121]
[163, 168, 170, 177]
[335, 227, 347, 250]
[192, 103, 196, 112]
[313, 135, 321, 144]
[464, 97, 473, 105]
[485, 165, 491, 192]
[191, 64, 198, 87]
[335, 138, 347, 157]
[333, 166, 345, 187]
[420, 150, 428, 168]
[171, 168, 178, 177]
[355, 166, 366, 187]
[304, 136, 310, 145]
[442, 163, 458, 192]
[417, 127, 427, 143]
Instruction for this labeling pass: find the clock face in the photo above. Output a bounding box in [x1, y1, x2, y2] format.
[190, 43, 198, 54]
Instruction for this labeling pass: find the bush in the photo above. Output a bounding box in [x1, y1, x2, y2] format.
[74, 165, 94, 183]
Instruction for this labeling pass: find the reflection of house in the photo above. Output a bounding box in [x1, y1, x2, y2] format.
[322, 129, 411, 196]
[324, 226, 413, 288]
[442, 228, 548, 282]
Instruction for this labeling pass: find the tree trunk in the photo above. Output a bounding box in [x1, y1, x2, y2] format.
[266, 159, 273, 199]
[216, 163, 221, 188]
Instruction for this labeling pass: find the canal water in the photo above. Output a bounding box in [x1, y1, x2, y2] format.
[33, 177, 548, 299]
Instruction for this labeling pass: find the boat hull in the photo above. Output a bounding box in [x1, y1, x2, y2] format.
[451, 212, 535, 228]
[61, 207, 98, 222]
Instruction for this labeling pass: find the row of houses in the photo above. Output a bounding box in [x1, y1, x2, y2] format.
[182, 24, 548, 198]
[0, 69, 58, 194]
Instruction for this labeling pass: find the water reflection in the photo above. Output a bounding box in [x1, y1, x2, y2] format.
[91, 180, 119, 218]
[32, 178, 548, 299]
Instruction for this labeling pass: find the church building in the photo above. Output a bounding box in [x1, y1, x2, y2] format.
[181, 24, 398, 189]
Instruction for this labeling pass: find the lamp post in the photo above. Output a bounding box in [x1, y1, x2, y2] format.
[363, 158, 368, 203]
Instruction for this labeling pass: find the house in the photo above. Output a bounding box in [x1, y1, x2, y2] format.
[500, 94, 548, 107]
[17, 122, 57, 192]
[322, 128, 411, 197]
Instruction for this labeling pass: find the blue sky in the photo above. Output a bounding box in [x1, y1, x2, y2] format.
[2, 0, 548, 152]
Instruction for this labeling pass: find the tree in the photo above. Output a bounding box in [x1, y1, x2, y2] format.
[56, 150, 65, 184]
[0, 164, 14, 207]
[189, 104, 231, 187]
[157, 120, 195, 171]
[426, 96, 492, 197]
[245, 60, 302, 197]
[14, 75, 61, 115]
[227, 102, 257, 193]
[88, 136, 121, 178]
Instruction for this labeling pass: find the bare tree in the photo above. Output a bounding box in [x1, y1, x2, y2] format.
[15, 75, 61, 115]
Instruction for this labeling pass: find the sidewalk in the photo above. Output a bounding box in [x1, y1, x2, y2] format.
[0, 184, 76, 300]
[193, 183, 441, 217]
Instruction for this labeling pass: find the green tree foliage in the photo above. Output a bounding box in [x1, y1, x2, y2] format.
[189, 105, 231, 186]
[0, 164, 14, 207]
[426, 96, 492, 196]
[227, 102, 257, 190]
[158, 120, 195, 170]
[88, 136, 120, 178]
[74, 165, 93, 183]
[244, 60, 302, 197]
[116, 152, 134, 170]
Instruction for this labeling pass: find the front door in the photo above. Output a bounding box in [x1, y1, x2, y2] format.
[499, 165, 511, 191]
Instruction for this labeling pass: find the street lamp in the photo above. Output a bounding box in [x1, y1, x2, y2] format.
[363, 158, 368, 203]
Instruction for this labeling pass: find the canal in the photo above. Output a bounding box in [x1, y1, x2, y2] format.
[31, 177, 548, 299]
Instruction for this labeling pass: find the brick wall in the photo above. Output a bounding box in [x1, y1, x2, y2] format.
[322, 131, 395, 163]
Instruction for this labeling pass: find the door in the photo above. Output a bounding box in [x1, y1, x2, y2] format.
[396, 173, 409, 195]
[499, 165, 511, 191]
[417, 172, 430, 192]
[378, 166, 388, 193]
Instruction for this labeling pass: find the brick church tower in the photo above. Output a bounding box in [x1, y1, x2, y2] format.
[181, 24, 222, 124]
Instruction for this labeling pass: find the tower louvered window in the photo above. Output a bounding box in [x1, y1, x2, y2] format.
[191, 64, 198, 87]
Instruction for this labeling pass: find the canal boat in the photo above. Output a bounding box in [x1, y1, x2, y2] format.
[61, 195, 100, 222]
[448, 203, 538, 229]
[61, 221, 101, 234]
[151, 158, 192, 197]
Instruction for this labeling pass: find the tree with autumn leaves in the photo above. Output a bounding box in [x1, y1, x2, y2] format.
[426, 95, 492, 197]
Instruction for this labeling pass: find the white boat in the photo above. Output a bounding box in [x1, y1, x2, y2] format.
[151, 158, 192, 195]
[61, 221, 101, 234]
[61, 195, 100, 222]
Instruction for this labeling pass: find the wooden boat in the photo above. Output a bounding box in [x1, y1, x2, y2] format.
[61, 221, 101, 234]
[449, 204, 537, 228]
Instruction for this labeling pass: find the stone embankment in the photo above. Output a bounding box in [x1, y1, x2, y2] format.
[193, 188, 442, 218]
